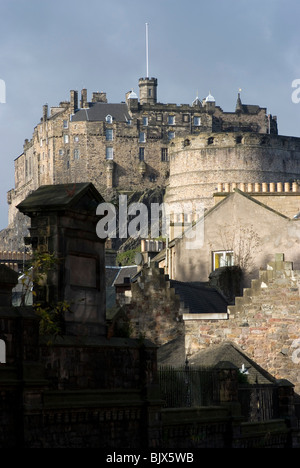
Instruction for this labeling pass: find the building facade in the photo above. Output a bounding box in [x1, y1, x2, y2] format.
[7, 77, 278, 230]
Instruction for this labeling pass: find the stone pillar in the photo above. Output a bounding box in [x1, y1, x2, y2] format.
[224, 183, 230, 192]
[239, 183, 245, 192]
[285, 182, 290, 192]
[292, 182, 298, 193]
[262, 182, 268, 193]
[215, 362, 241, 417]
[217, 183, 223, 193]
[254, 183, 261, 192]
[270, 182, 275, 192]
[247, 183, 253, 193]
[277, 182, 283, 192]
[17, 183, 107, 337]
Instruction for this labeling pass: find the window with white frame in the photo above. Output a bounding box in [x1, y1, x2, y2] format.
[168, 131, 175, 140]
[64, 134, 69, 144]
[63, 120, 68, 129]
[74, 148, 80, 160]
[106, 147, 114, 160]
[106, 115, 113, 124]
[213, 251, 234, 270]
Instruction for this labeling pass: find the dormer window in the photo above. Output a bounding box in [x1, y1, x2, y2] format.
[106, 115, 113, 124]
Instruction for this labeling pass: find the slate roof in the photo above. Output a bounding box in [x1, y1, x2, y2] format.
[169, 280, 228, 315]
[241, 104, 262, 114]
[188, 342, 278, 385]
[113, 266, 137, 286]
[158, 339, 279, 385]
[71, 102, 131, 122]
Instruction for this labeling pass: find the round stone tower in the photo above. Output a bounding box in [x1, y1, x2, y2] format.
[164, 131, 300, 212]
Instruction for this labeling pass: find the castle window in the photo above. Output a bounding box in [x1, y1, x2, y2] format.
[40, 139, 43, 147]
[0, 339, 6, 364]
[74, 149, 80, 160]
[156, 114, 162, 122]
[139, 147, 145, 161]
[139, 132, 146, 143]
[208, 137, 214, 145]
[106, 115, 113, 124]
[161, 148, 168, 162]
[149, 174, 157, 182]
[63, 120, 68, 129]
[59, 149, 64, 156]
[194, 116, 201, 126]
[67, 161, 70, 169]
[142, 116, 148, 126]
[106, 129, 113, 141]
[168, 115, 175, 125]
[106, 147, 114, 160]
[127, 119, 132, 126]
[64, 134, 69, 144]
[148, 89, 152, 97]
[183, 114, 190, 123]
[74, 135, 79, 143]
[213, 251, 234, 270]
[168, 131, 175, 140]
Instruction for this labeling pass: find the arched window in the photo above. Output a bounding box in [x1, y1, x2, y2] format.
[0, 339, 6, 364]
[106, 115, 113, 124]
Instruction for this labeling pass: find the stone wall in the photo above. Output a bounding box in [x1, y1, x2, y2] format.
[165, 132, 300, 211]
[184, 255, 300, 395]
[123, 265, 184, 346]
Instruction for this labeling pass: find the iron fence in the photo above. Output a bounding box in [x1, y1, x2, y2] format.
[158, 365, 220, 408]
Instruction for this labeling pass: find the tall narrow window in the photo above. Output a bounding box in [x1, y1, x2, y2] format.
[139, 132, 146, 143]
[106, 147, 114, 160]
[168, 131, 175, 140]
[139, 147, 145, 161]
[63, 120, 68, 129]
[168, 115, 175, 125]
[64, 134, 69, 144]
[74, 149, 80, 160]
[193, 116, 201, 126]
[106, 129, 113, 141]
[142, 116, 148, 126]
[0, 339, 6, 363]
[161, 148, 168, 162]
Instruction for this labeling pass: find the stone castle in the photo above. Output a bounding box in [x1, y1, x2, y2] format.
[3, 75, 300, 251]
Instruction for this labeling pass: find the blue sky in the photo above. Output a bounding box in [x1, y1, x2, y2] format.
[0, 0, 300, 229]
